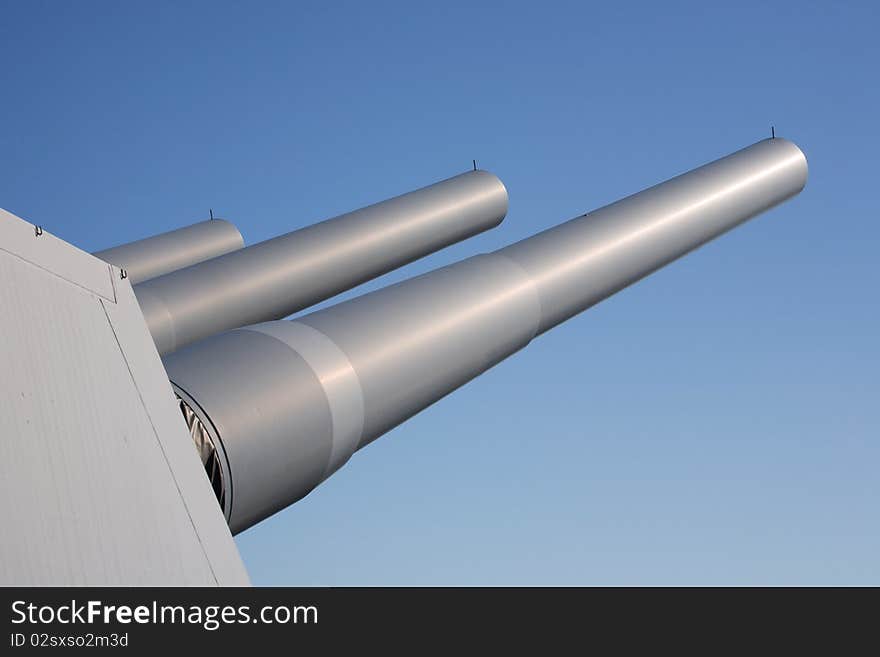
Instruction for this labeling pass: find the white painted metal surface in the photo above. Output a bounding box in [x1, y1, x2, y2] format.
[0, 208, 249, 586]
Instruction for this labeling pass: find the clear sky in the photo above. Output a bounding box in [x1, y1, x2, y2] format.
[2, 1, 877, 584]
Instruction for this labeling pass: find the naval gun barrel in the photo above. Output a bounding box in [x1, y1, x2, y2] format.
[164, 138, 808, 533]
[94, 218, 244, 284]
[135, 170, 509, 355]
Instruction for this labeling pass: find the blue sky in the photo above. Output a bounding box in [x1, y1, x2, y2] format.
[2, 1, 877, 584]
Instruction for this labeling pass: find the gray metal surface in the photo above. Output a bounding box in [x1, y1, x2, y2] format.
[136, 170, 509, 355]
[0, 208, 249, 585]
[162, 138, 808, 534]
[94, 218, 244, 284]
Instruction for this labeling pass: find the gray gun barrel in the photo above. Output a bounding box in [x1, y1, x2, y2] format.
[135, 170, 508, 355]
[94, 218, 244, 284]
[164, 138, 808, 533]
